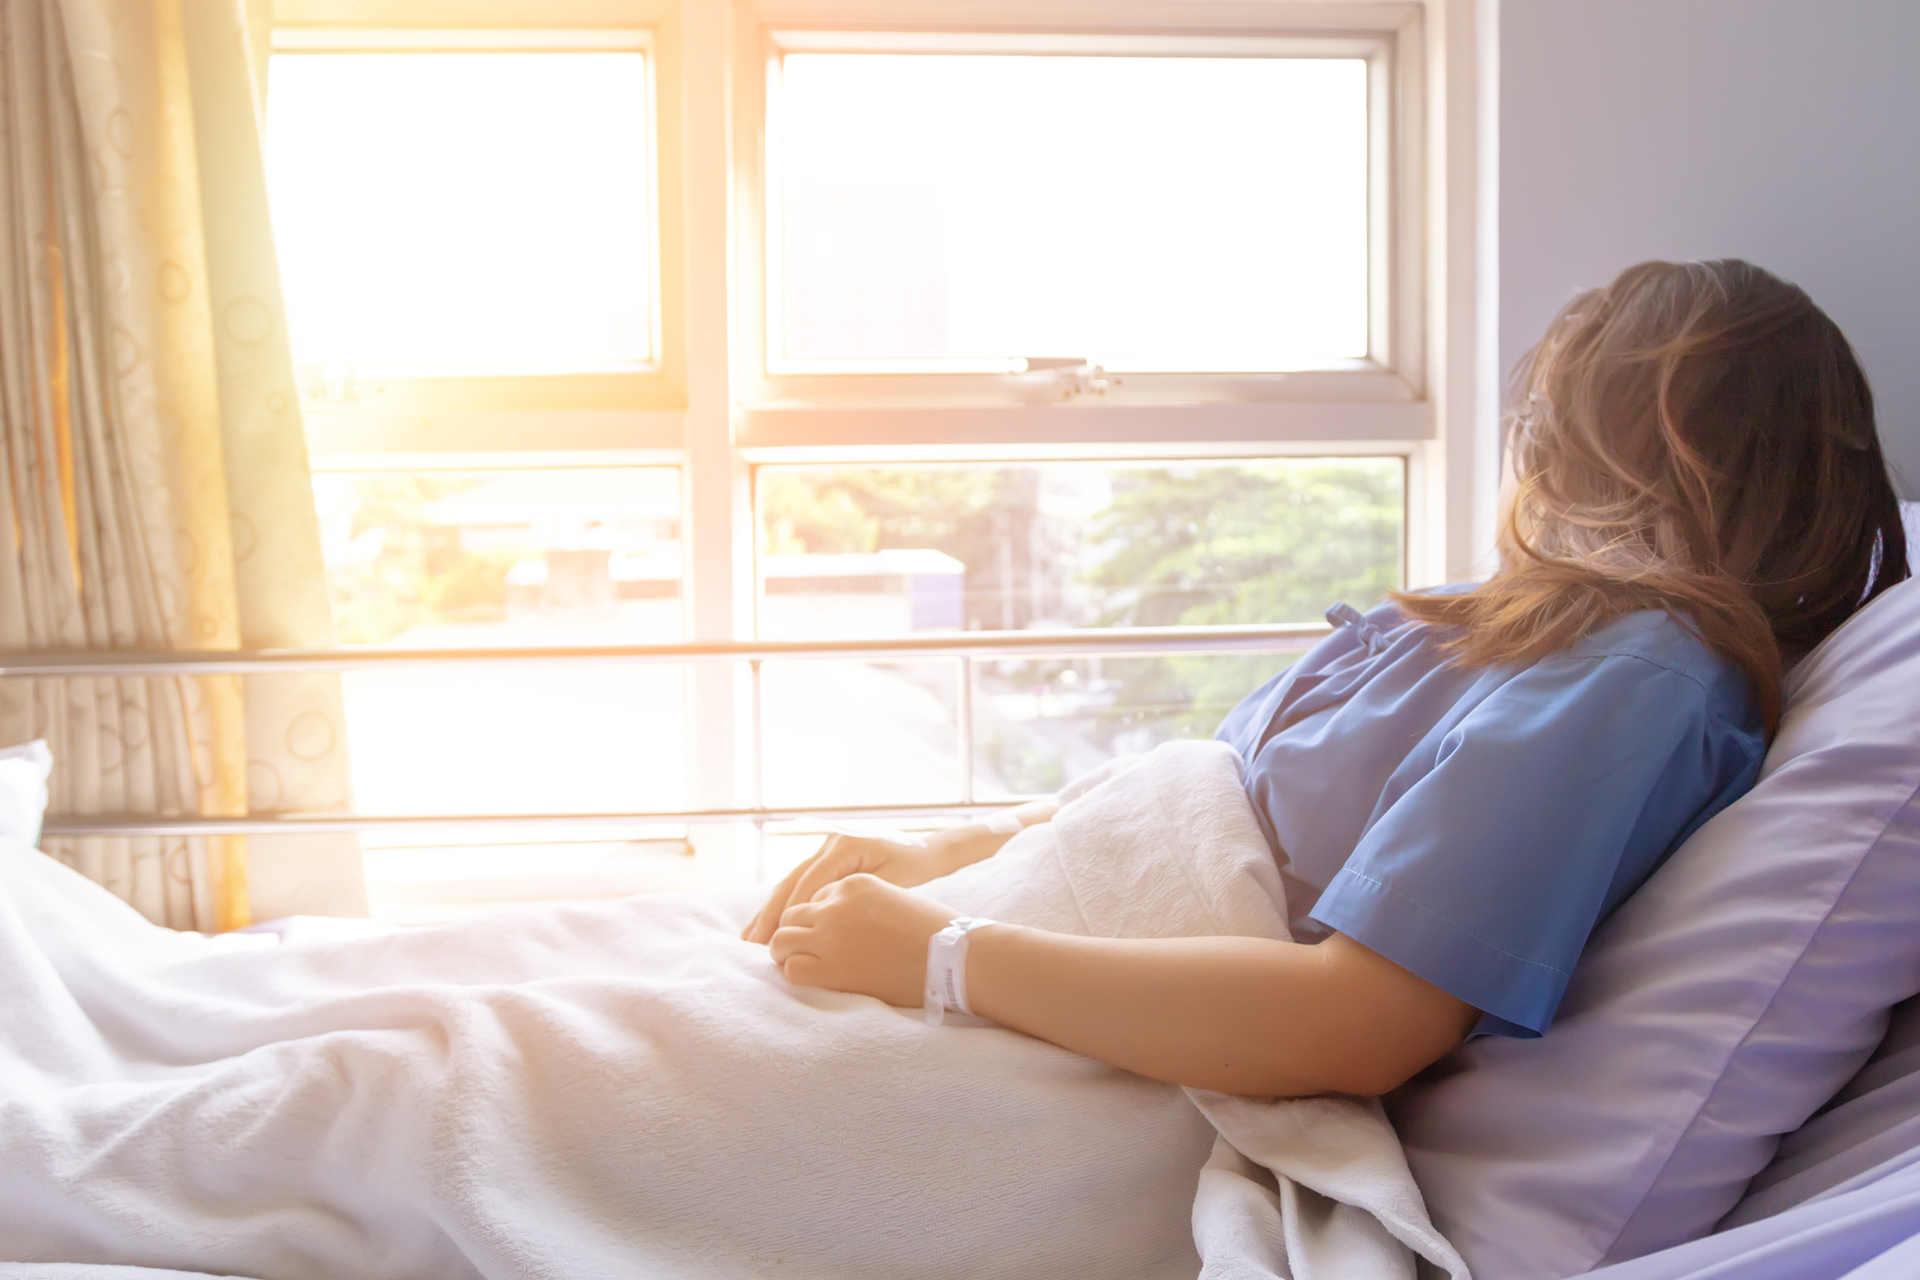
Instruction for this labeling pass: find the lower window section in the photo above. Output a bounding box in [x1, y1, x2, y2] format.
[312, 466, 692, 919]
[312, 467, 684, 648]
[754, 456, 1404, 807]
[340, 664, 689, 817]
[966, 651, 1308, 799]
[756, 458, 1404, 634]
[759, 659, 961, 809]
[312, 464, 688, 815]
[304, 457, 1403, 916]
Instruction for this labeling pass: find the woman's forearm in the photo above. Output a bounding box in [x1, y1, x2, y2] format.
[767, 874, 1476, 1096]
[926, 800, 1060, 875]
[963, 926, 1476, 1098]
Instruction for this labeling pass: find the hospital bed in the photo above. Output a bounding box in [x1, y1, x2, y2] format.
[1, 508, 1917, 1280]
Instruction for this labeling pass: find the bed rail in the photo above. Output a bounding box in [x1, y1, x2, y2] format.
[3, 623, 1329, 841]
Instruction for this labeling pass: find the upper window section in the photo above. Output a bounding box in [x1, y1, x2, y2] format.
[771, 53, 1369, 374]
[266, 50, 654, 375]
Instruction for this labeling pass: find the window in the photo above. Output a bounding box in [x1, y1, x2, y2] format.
[736, 21, 1425, 422]
[267, 19, 689, 918]
[310, 466, 686, 845]
[754, 458, 1402, 810]
[770, 53, 1370, 372]
[313, 468, 683, 647]
[268, 52, 656, 373]
[269, 0, 1485, 919]
[757, 460, 1403, 637]
[267, 19, 684, 449]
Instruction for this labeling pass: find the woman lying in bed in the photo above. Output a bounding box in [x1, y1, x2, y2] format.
[745, 258, 1911, 1099]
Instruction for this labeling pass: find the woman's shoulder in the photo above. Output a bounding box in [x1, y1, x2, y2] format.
[1563, 607, 1735, 682]
[1556, 609, 1761, 734]
[1374, 585, 1759, 731]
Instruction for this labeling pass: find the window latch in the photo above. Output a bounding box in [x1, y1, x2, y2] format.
[1014, 357, 1117, 399]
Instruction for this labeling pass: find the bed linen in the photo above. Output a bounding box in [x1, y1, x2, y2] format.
[1389, 573, 1920, 1279]
[1724, 993, 1920, 1230]
[15, 1165, 1920, 1280]
[1578, 1154, 1920, 1280]
[0, 739, 1462, 1280]
[1573, 979, 1920, 1279]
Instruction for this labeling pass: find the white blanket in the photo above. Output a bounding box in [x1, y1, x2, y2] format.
[0, 740, 1465, 1280]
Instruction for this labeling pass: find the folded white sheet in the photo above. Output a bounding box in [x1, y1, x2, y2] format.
[0, 740, 1461, 1280]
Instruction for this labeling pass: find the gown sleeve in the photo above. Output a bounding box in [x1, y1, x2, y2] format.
[1307, 647, 1764, 1037]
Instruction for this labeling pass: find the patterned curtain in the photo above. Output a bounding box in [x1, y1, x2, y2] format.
[0, 0, 361, 929]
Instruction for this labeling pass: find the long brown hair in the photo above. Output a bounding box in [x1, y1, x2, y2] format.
[1396, 259, 1908, 735]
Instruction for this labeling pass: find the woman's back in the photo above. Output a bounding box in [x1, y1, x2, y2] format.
[1219, 595, 1764, 1036]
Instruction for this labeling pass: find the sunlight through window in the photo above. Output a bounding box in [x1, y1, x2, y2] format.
[774, 54, 1370, 372]
[266, 52, 654, 373]
[754, 459, 1403, 803]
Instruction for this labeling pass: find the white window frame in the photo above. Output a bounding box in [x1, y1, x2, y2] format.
[737, 19, 1426, 444]
[271, 0, 1498, 886]
[723, 0, 1492, 597]
[273, 0, 688, 462]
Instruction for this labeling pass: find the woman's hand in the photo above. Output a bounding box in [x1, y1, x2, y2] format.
[743, 802, 1058, 945]
[768, 873, 955, 1008]
[742, 831, 966, 945]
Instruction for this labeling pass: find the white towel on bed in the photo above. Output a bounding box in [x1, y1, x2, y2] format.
[0, 739, 1463, 1280]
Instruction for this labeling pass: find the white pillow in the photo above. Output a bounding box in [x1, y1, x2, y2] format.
[0, 739, 53, 848]
[1386, 575, 1920, 1280]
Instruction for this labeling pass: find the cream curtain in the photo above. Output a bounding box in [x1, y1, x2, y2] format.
[0, 0, 362, 929]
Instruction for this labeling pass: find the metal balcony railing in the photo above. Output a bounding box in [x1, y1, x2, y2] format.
[2, 623, 1329, 842]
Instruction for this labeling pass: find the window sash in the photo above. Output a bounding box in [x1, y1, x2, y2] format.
[734, 13, 1425, 428]
[269, 17, 685, 433]
[281, 0, 1430, 456]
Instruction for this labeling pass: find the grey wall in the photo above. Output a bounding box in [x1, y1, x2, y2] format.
[1501, 0, 1920, 496]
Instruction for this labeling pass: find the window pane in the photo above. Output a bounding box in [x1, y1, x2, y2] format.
[757, 460, 1402, 635]
[966, 651, 1307, 800]
[760, 660, 959, 808]
[776, 54, 1369, 371]
[312, 468, 684, 817]
[362, 834, 703, 926]
[267, 53, 652, 371]
[755, 458, 1402, 803]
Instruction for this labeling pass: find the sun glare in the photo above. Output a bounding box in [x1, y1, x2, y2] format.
[777, 54, 1371, 372]
[265, 52, 654, 373]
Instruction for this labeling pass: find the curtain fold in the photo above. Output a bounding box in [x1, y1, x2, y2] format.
[175, 0, 363, 919]
[0, 0, 361, 928]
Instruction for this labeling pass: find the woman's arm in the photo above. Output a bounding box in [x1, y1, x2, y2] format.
[967, 926, 1476, 1097]
[767, 874, 1476, 1097]
[742, 801, 1059, 944]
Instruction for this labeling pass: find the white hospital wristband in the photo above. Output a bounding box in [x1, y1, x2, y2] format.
[924, 917, 996, 1027]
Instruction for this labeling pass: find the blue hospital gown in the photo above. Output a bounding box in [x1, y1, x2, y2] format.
[1215, 593, 1765, 1037]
